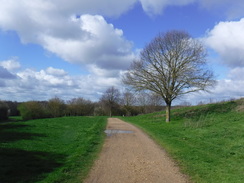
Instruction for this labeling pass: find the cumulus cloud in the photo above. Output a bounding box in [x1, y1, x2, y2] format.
[46, 67, 67, 76]
[0, 66, 16, 79]
[180, 78, 244, 105]
[0, 62, 17, 89]
[201, 6, 244, 104]
[1, 0, 244, 102]
[0, 1, 135, 75]
[228, 67, 244, 81]
[41, 14, 134, 71]
[0, 58, 21, 71]
[205, 18, 244, 68]
[1, 0, 243, 75]
[0, 61, 121, 101]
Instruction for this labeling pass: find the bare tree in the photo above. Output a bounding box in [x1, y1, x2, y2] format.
[100, 86, 121, 117]
[135, 91, 164, 114]
[121, 91, 137, 116]
[123, 30, 215, 122]
[147, 92, 164, 112]
[121, 91, 136, 106]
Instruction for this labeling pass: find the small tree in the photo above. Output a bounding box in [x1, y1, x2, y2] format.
[121, 91, 135, 107]
[121, 91, 137, 116]
[100, 86, 121, 117]
[67, 98, 94, 116]
[123, 30, 215, 122]
[18, 101, 49, 120]
[48, 97, 66, 117]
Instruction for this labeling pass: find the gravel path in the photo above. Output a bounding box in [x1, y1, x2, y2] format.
[84, 118, 190, 183]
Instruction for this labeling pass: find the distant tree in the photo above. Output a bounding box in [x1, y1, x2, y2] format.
[5, 101, 20, 116]
[0, 101, 9, 121]
[135, 91, 164, 114]
[67, 98, 94, 116]
[18, 101, 50, 120]
[147, 92, 164, 112]
[121, 91, 135, 106]
[136, 91, 150, 114]
[123, 30, 215, 122]
[121, 91, 137, 116]
[100, 87, 121, 117]
[93, 101, 106, 116]
[48, 97, 66, 117]
[180, 101, 192, 107]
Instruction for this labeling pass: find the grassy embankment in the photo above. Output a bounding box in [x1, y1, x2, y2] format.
[0, 116, 107, 183]
[122, 99, 244, 183]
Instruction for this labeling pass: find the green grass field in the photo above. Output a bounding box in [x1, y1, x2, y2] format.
[0, 116, 107, 183]
[122, 99, 244, 183]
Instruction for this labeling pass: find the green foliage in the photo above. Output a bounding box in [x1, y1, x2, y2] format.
[0, 101, 9, 121]
[67, 98, 94, 116]
[121, 105, 140, 116]
[0, 116, 107, 183]
[4, 101, 20, 116]
[48, 97, 66, 118]
[122, 99, 244, 183]
[18, 101, 51, 120]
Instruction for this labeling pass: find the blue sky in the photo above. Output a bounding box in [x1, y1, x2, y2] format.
[0, 0, 244, 104]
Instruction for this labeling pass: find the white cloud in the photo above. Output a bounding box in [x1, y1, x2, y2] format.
[88, 64, 119, 78]
[0, 58, 21, 71]
[0, 61, 121, 101]
[52, 0, 137, 17]
[41, 14, 135, 71]
[139, 0, 195, 16]
[46, 67, 67, 76]
[1, 0, 243, 76]
[0, 66, 16, 79]
[214, 79, 244, 98]
[228, 67, 244, 81]
[181, 78, 244, 105]
[205, 18, 244, 68]
[139, 0, 244, 17]
[0, 60, 17, 89]
[0, 1, 135, 74]
[1, 0, 244, 102]
[200, 0, 244, 19]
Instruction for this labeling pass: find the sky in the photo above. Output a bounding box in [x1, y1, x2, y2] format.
[0, 0, 244, 104]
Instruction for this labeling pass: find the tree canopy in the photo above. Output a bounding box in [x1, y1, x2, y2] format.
[123, 30, 215, 122]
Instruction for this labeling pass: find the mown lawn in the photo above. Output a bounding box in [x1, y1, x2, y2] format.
[122, 99, 244, 183]
[0, 116, 107, 183]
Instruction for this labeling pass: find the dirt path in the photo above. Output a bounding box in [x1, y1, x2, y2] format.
[84, 118, 190, 183]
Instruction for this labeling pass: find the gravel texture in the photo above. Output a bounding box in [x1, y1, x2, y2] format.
[84, 118, 190, 183]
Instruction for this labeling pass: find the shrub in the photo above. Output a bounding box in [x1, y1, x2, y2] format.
[4, 101, 20, 116]
[0, 101, 9, 121]
[67, 98, 94, 116]
[48, 97, 66, 117]
[18, 101, 50, 120]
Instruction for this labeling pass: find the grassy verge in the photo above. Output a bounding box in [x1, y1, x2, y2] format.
[0, 116, 107, 183]
[121, 99, 244, 183]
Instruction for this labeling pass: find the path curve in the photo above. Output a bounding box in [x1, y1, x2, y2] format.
[84, 118, 190, 183]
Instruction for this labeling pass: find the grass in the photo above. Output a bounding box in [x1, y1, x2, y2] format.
[121, 99, 244, 183]
[0, 116, 107, 183]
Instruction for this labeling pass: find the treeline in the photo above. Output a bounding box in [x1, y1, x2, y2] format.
[0, 87, 165, 121]
[16, 98, 95, 120]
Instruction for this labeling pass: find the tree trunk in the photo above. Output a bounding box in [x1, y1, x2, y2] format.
[109, 107, 112, 117]
[165, 103, 171, 122]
